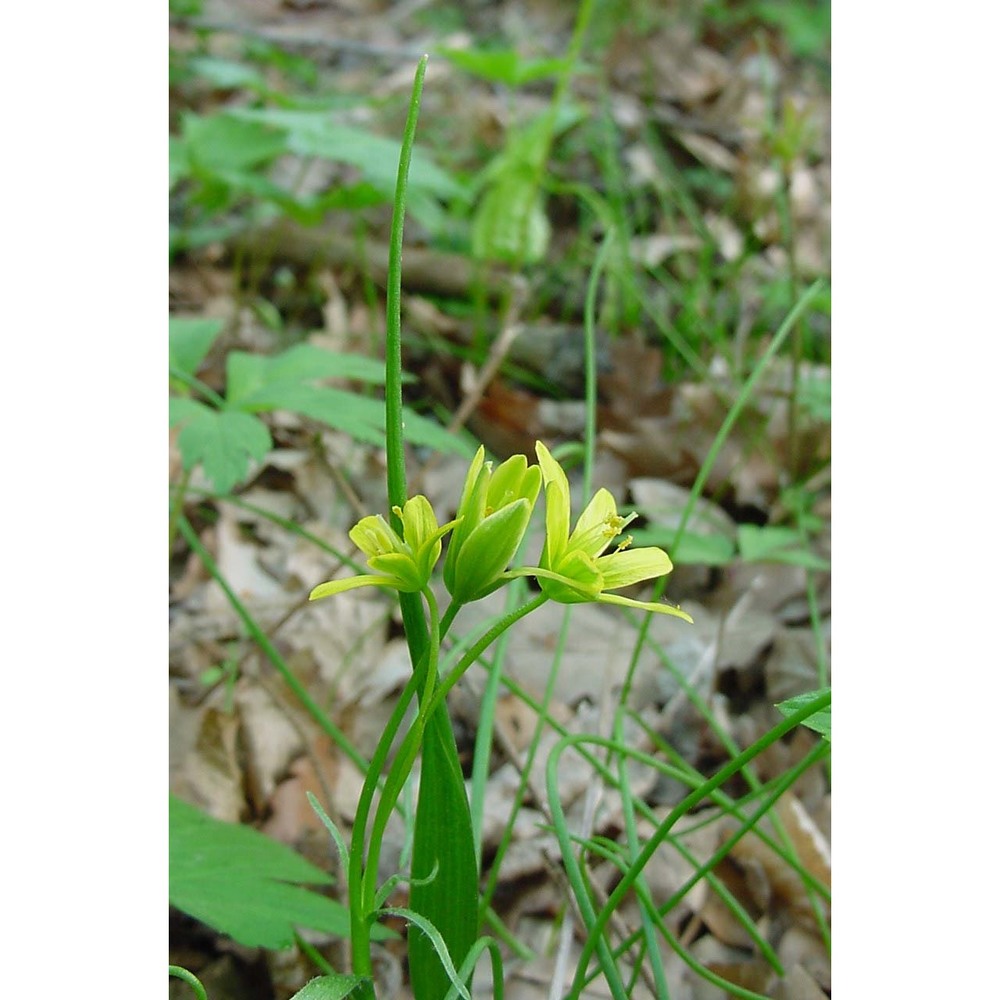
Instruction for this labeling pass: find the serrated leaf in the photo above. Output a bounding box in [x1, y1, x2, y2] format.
[176, 409, 272, 494]
[169, 317, 225, 379]
[289, 975, 370, 1000]
[737, 524, 830, 571]
[170, 795, 388, 950]
[775, 688, 831, 740]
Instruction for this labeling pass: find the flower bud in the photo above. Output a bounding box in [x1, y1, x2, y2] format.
[444, 447, 542, 605]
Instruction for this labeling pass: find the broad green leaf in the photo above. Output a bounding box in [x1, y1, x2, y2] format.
[181, 112, 288, 175]
[437, 46, 570, 87]
[224, 351, 271, 406]
[229, 109, 466, 202]
[232, 376, 471, 456]
[169, 795, 396, 950]
[776, 688, 831, 740]
[169, 396, 212, 428]
[263, 344, 389, 386]
[169, 317, 225, 379]
[176, 408, 272, 494]
[186, 56, 266, 92]
[225, 345, 394, 407]
[288, 975, 370, 1000]
[737, 525, 830, 570]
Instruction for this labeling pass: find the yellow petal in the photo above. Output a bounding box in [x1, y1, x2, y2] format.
[535, 442, 571, 564]
[349, 515, 401, 558]
[595, 547, 673, 591]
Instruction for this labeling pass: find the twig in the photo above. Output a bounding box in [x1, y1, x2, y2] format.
[173, 18, 427, 62]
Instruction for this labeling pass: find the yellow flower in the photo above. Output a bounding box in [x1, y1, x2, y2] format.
[310, 495, 457, 599]
[509, 442, 692, 621]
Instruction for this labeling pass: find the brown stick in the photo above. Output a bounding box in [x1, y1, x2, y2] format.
[231, 219, 512, 301]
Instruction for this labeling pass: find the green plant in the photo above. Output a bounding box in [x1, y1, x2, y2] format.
[169, 794, 394, 950]
[168, 315, 469, 500]
[169, 63, 468, 256]
[170, 36, 830, 1000]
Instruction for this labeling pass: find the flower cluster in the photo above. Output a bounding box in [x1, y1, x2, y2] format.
[310, 442, 692, 622]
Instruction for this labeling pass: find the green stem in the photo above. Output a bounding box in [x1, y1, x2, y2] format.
[168, 966, 208, 1000]
[348, 667, 421, 980]
[562, 689, 831, 996]
[362, 587, 442, 916]
[384, 54, 428, 512]
[425, 595, 548, 723]
[169, 365, 227, 409]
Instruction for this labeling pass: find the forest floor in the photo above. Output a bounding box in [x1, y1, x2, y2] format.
[169, 1, 831, 997]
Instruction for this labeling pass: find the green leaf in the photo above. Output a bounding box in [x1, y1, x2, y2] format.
[233, 377, 470, 457]
[169, 317, 225, 379]
[737, 524, 830, 570]
[181, 112, 289, 175]
[186, 56, 267, 92]
[175, 408, 272, 494]
[170, 397, 213, 427]
[228, 109, 466, 203]
[263, 344, 389, 386]
[225, 345, 393, 408]
[776, 688, 831, 740]
[437, 46, 570, 87]
[169, 795, 395, 950]
[409, 711, 479, 1000]
[288, 975, 371, 1000]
